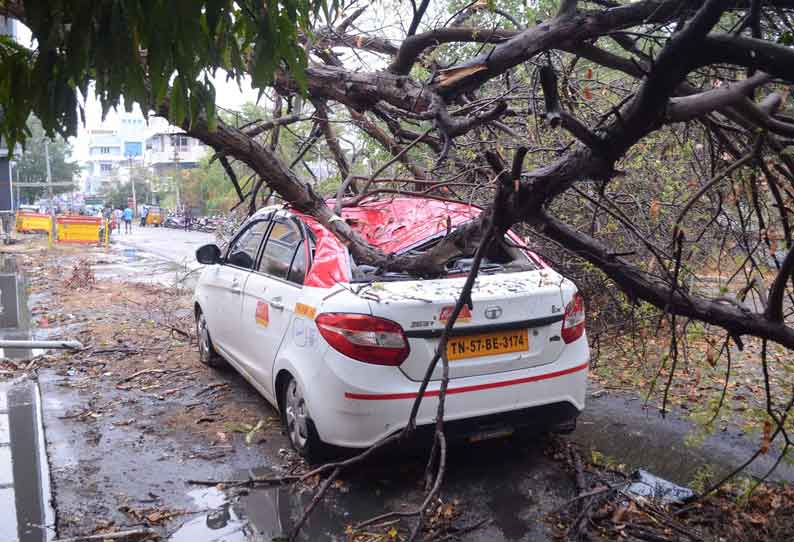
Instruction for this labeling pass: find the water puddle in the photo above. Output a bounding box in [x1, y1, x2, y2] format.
[170, 468, 387, 542]
[0, 256, 48, 360]
[0, 377, 56, 542]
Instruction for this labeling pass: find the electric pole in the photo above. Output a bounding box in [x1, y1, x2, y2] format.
[172, 135, 181, 211]
[45, 139, 56, 241]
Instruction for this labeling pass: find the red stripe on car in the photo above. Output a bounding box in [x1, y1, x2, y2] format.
[344, 361, 589, 401]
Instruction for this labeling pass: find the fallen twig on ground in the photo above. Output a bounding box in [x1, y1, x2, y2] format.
[186, 474, 301, 487]
[116, 368, 168, 385]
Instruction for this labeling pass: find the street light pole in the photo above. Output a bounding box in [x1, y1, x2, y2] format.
[44, 139, 56, 241]
[172, 135, 181, 212]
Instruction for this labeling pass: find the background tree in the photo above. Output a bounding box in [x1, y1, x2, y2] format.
[104, 172, 155, 210]
[15, 116, 80, 202]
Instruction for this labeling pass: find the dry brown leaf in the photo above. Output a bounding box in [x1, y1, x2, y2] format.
[761, 419, 772, 454]
[649, 199, 660, 221]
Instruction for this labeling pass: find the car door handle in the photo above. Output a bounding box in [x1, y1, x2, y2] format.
[230, 279, 242, 294]
[269, 297, 285, 311]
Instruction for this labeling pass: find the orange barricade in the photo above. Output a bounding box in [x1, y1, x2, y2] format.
[56, 216, 103, 244]
[15, 211, 52, 233]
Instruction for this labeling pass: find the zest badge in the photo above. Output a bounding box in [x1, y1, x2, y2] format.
[439, 304, 472, 323]
[255, 300, 269, 327]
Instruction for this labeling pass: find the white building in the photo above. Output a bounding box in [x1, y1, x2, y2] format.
[82, 113, 148, 194]
[145, 130, 208, 177]
[80, 112, 209, 195]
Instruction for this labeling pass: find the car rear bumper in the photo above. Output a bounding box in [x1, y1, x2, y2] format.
[306, 338, 589, 448]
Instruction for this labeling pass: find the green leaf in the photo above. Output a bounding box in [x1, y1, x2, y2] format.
[170, 76, 187, 126]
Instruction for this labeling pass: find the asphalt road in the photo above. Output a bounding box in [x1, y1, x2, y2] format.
[113, 224, 216, 268]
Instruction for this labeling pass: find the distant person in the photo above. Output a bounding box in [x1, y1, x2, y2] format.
[140, 206, 148, 227]
[113, 208, 122, 233]
[123, 206, 133, 233]
[184, 207, 191, 232]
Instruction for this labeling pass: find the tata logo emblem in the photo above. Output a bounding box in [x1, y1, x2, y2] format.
[484, 306, 503, 320]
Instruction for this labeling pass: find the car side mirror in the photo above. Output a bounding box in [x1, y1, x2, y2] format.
[196, 244, 222, 265]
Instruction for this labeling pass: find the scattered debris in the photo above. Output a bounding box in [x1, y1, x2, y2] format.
[64, 258, 96, 289]
[627, 469, 696, 505]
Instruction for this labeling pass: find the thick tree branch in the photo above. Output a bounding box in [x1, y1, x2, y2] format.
[390, 28, 518, 75]
[666, 73, 772, 122]
[537, 211, 794, 349]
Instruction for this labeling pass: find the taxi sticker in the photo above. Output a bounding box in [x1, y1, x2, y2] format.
[439, 304, 472, 323]
[255, 300, 269, 327]
[295, 302, 317, 319]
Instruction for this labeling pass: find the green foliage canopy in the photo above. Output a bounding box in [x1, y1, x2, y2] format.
[15, 116, 80, 200]
[0, 0, 331, 148]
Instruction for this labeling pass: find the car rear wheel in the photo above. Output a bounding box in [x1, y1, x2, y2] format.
[281, 375, 329, 463]
[196, 310, 225, 368]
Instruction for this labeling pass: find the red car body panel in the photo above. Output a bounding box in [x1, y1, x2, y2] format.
[292, 197, 545, 288]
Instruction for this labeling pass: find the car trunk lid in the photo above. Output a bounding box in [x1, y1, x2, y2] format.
[358, 270, 574, 381]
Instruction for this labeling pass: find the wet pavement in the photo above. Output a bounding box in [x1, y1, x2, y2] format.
[0, 233, 793, 541]
[92, 226, 215, 288]
[113, 225, 215, 269]
[576, 393, 794, 486]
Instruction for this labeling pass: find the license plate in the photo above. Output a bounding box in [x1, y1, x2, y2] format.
[446, 329, 529, 360]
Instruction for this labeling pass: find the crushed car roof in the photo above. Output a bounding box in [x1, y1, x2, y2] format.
[252, 197, 499, 287]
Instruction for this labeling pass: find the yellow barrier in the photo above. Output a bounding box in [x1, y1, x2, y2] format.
[16, 212, 52, 233]
[55, 216, 102, 244]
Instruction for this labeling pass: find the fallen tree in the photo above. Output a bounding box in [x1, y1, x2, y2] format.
[5, 0, 794, 537]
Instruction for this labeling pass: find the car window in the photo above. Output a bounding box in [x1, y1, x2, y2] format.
[288, 241, 307, 284]
[227, 220, 269, 270]
[259, 219, 304, 283]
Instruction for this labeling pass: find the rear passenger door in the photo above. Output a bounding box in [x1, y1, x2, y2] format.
[238, 215, 310, 401]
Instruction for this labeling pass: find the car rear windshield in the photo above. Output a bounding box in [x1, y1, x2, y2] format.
[350, 233, 537, 282]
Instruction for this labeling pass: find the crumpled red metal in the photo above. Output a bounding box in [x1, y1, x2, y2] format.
[294, 197, 544, 288]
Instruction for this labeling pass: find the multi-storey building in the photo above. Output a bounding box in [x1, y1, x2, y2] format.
[144, 130, 208, 177]
[81, 113, 208, 196]
[82, 113, 148, 194]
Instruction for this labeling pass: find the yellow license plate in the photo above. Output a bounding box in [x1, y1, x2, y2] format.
[446, 329, 529, 361]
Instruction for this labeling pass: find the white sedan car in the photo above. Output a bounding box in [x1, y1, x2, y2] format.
[194, 197, 589, 461]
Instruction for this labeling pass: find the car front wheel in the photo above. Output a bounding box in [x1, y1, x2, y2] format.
[196, 310, 225, 368]
[281, 375, 329, 463]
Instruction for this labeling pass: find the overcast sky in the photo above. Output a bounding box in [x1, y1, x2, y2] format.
[11, 1, 425, 162]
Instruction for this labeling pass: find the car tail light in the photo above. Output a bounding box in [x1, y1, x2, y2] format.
[561, 293, 586, 344]
[315, 313, 410, 366]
